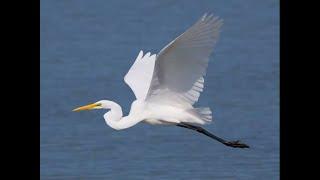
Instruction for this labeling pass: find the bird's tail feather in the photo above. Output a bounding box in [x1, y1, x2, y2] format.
[186, 107, 213, 124]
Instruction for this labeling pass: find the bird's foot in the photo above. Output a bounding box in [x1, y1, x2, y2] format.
[224, 140, 249, 148]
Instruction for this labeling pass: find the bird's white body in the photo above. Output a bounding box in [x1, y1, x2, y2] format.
[102, 99, 211, 130]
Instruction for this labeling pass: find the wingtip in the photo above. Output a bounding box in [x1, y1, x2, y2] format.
[201, 13, 208, 20]
[202, 13, 221, 21]
[150, 54, 157, 59]
[136, 50, 144, 60]
[144, 52, 151, 57]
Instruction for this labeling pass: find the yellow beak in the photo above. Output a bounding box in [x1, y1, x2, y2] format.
[72, 103, 99, 112]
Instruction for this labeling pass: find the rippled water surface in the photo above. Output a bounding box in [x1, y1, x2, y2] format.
[41, 0, 279, 179]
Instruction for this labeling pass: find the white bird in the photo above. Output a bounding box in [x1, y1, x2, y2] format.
[73, 14, 249, 148]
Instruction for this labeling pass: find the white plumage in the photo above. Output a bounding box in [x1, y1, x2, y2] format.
[75, 13, 223, 129]
[73, 14, 250, 148]
[124, 51, 156, 100]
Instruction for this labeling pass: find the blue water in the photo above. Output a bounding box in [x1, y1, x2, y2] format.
[41, 0, 279, 179]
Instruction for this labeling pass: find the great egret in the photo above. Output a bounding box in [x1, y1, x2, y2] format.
[73, 13, 249, 148]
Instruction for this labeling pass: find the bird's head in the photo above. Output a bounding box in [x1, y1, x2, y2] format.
[72, 100, 114, 112]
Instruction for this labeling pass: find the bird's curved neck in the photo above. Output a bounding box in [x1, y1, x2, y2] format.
[103, 101, 142, 130]
[103, 101, 123, 129]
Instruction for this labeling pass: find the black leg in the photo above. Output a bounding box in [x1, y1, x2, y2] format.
[176, 122, 249, 148]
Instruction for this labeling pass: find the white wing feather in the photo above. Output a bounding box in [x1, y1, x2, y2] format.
[124, 50, 156, 100]
[146, 14, 223, 106]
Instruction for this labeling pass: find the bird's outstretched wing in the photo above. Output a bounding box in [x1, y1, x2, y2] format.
[146, 14, 223, 106]
[124, 50, 156, 100]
